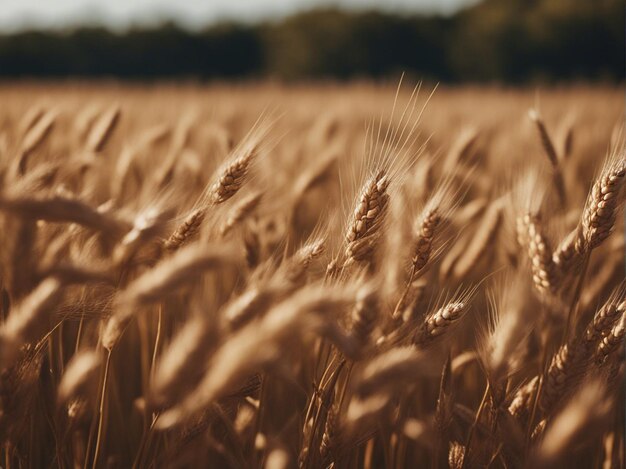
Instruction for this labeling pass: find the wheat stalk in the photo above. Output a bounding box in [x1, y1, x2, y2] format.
[86, 106, 121, 153]
[219, 191, 263, 237]
[529, 110, 566, 206]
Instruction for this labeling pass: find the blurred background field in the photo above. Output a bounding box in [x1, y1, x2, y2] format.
[0, 83, 621, 198]
[0, 82, 621, 161]
[0, 83, 621, 231]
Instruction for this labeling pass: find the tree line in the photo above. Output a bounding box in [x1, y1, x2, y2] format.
[0, 0, 622, 82]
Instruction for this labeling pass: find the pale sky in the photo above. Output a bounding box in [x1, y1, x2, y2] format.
[0, 0, 478, 31]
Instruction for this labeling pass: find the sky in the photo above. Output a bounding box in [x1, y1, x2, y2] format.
[0, 0, 479, 32]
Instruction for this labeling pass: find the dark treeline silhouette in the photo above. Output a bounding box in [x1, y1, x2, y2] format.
[0, 0, 622, 82]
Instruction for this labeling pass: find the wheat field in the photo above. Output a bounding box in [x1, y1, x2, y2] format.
[0, 82, 623, 468]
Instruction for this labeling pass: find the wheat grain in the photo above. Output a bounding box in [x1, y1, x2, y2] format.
[210, 145, 257, 204]
[578, 154, 626, 252]
[345, 170, 390, 264]
[163, 208, 206, 251]
[518, 213, 559, 294]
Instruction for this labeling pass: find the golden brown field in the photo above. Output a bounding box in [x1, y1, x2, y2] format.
[0, 83, 623, 468]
